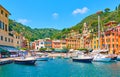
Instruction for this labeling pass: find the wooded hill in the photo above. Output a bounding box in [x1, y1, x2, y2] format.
[9, 4, 120, 41]
[52, 4, 120, 39]
[9, 19, 61, 41]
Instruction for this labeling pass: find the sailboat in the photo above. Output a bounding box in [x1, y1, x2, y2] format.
[93, 13, 112, 62]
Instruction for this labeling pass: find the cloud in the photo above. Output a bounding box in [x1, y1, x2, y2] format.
[72, 7, 89, 15]
[17, 19, 29, 24]
[52, 13, 59, 19]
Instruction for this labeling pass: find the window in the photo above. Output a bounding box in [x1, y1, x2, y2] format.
[112, 33, 114, 36]
[17, 41, 19, 44]
[11, 39, 13, 43]
[116, 44, 118, 48]
[1, 10, 3, 14]
[1, 36, 3, 40]
[5, 24, 7, 31]
[112, 44, 114, 48]
[18, 36, 20, 39]
[37, 47, 39, 50]
[0, 20, 1, 29]
[41, 42, 43, 44]
[8, 38, 10, 42]
[108, 44, 110, 48]
[5, 37, 7, 42]
[116, 39, 118, 42]
[94, 46, 96, 48]
[112, 39, 114, 42]
[3, 22, 4, 30]
[5, 13, 8, 17]
[0, 21, 4, 30]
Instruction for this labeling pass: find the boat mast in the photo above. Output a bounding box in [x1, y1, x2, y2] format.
[98, 14, 100, 50]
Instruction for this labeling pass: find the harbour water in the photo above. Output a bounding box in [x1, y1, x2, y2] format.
[0, 58, 120, 77]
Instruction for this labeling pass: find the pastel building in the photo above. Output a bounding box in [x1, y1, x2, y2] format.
[66, 30, 80, 50]
[33, 39, 45, 51]
[52, 40, 61, 49]
[61, 40, 67, 49]
[92, 35, 99, 50]
[0, 5, 24, 49]
[81, 23, 91, 49]
[44, 38, 52, 51]
[0, 5, 13, 46]
[44, 38, 52, 48]
[101, 23, 120, 54]
[21, 36, 30, 49]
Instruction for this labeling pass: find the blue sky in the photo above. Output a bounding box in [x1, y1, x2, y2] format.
[0, 0, 120, 30]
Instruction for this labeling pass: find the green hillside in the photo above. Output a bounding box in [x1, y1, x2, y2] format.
[52, 5, 120, 39]
[9, 5, 120, 40]
[9, 19, 61, 41]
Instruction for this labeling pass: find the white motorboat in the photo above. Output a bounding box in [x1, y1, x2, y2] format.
[72, 54, 93, 63]
[93, 54, 111, 62]
[117, 55, 120, 61]
[14, 57, 36, 65]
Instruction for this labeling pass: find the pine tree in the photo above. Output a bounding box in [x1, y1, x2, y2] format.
[104, 8, 110, 12]
[115, 6, 118, 11]
[118, 4, 120, 15]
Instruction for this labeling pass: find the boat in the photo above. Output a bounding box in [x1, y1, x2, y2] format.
[108, 54, 117, 61]
[117, 55, 120, 61]
[14, 57, 36, 65]
[92, 15, 113, 62]
[93, 54, 111, 62]
[72, 54, 93, 63]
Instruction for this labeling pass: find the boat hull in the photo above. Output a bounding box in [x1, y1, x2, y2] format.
[117, 56, 120, 61]
[93, 58, 111, 62]
[72, 58, 93, 63]
[14, 60, 36, 65]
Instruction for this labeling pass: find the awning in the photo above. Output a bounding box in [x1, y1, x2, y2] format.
[0, 45, 19, 52]
[0, 48, 9, 52]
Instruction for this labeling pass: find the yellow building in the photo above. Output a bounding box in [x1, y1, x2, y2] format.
[0, 5, 14, 46]
[92, 36, 99, 50]
[0, 5, 23, 49]
[66, 30, 80, 50]
[60, 40, 67, 49]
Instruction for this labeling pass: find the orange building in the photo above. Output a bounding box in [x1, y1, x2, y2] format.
[66, 30, 80, 50]
[52, 40, 61, 49]
[101, 24, 120, 54]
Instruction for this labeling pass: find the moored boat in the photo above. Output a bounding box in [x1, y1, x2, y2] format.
[72, 54, 93, 63]
[117, 55, 120, 61]
[14, 57, 36, 65]
[93, 54, 111, 62]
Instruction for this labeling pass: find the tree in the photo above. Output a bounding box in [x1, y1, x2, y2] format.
[39, 48, 47, 52]
[104, 8, 110, 13]
[62, 47, 69, 53]
[115, 6, 118, 11]
[118, 4, 120, 15]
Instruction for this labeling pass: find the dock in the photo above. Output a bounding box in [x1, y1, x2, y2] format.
[0, 58, 14, 65]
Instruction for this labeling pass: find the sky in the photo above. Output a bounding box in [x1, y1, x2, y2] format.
[0, 0, 120, 30]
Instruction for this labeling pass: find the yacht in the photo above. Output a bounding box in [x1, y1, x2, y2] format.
[72, 54, 93, 63]
[14, 57, 36, 65]
[93, 54, 111, 62]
